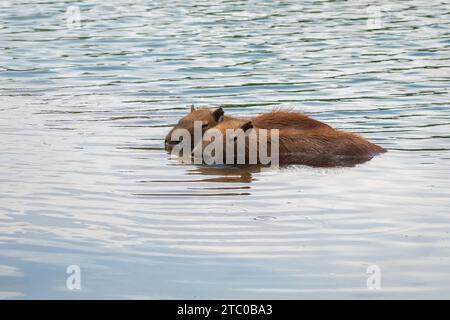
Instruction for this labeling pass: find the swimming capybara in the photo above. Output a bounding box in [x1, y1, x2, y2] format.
[192, 118, 386, 167]
[165, 107, 330, 151]
[165, 106, 229, 151]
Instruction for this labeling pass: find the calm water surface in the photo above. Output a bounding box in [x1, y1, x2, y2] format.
[1, 0, 450, 299]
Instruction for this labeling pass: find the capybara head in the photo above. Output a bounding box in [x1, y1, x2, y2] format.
[165, 106, 225, 151]
[192, 119, 258, 164]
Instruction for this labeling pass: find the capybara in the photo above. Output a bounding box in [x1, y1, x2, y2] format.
[165, 106, 229, 151]
[192, 118, 386, 167]
[251, 110, 331, 130]
[165, 107, 330, 151]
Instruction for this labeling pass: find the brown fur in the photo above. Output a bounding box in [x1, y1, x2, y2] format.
[165, 108, 330, 151]
[252, 110, 331, 130]
[194, 119, 386, 167]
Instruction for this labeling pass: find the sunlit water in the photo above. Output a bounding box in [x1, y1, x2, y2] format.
[1, 0, 450, 299]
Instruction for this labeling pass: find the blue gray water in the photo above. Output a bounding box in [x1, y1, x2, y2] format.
[1, 0, 450, 299]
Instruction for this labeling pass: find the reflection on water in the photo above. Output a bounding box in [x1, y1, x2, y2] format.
[187, 165, 258, 184]
[167, 165, 257, 184]
[1, 0, 450, 299]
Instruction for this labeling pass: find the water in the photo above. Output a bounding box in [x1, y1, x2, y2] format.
[1, 0, 450, 299]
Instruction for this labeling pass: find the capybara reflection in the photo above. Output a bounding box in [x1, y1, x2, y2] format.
[192, 118, 386, 167]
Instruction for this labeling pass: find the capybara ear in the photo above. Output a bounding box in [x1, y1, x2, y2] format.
[190, 104, 195, 112]
[241, 121, 253, 132]
[212, 107, 224, 122]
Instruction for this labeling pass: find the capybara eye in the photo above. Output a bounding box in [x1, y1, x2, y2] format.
[202, 122, 209, 127]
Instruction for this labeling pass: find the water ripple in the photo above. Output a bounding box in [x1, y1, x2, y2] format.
[1, 0, 450, 299]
